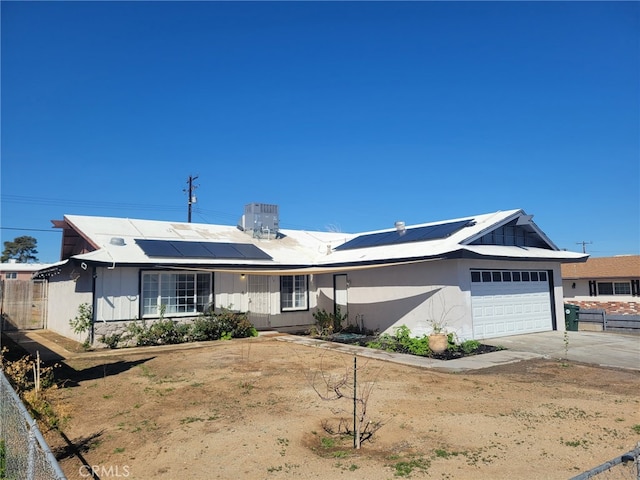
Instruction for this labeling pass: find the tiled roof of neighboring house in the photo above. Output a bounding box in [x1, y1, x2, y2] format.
[561, 255, 640, 279]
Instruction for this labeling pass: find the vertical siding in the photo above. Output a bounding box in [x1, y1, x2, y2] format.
[215, 272, 247, 311]
[95, 267, 139, 322]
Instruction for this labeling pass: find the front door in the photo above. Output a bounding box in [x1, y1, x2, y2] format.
[333, 274, 348, 320]
[247, 275, 270, 329]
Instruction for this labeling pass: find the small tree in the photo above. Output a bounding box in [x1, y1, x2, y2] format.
[69, 303, 93, 349]
[1, 236, 39, 263]
[307, 353, 384, 449]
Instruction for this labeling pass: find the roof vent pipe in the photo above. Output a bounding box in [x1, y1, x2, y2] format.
[395, 221, 406, 235]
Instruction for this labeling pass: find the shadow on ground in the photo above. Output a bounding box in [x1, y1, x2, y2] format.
[2, 332, 154, 388]
[55, 357, 155, 387]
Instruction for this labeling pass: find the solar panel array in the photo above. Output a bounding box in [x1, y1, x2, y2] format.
[135, 239, 272, 260]
[334, 219, 473, 251]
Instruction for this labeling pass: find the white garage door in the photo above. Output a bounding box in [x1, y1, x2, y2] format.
[470, 270, 553, 339]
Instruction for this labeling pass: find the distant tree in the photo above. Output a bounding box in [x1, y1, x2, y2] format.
[1, 236, 39, 263]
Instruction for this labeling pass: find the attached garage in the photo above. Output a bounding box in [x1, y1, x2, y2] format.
[470, 269, 555, 339]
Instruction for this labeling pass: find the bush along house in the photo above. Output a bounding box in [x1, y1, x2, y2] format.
[34, 204, 587, 346]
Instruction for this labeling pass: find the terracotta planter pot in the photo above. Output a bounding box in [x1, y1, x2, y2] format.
[429, 333, 448, 354]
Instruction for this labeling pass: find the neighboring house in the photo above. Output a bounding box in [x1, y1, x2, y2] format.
[0, 260, 52, 281]
[562, 255, 640, 315]
[35, 205, 587, 344]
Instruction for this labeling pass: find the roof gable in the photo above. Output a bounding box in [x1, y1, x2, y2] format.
[467, 218, 551, 249]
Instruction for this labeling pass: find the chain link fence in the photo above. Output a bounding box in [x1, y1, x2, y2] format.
[570, 443, 640, 480]
[0, 369, 67, 480]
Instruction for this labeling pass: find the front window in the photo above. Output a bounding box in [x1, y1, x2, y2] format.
[597, 281, 631, 296]
[280, 275, 308, 311]
[142, 272, 212, 316]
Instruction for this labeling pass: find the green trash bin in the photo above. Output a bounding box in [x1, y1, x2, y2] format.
[564, 304, 580, 331]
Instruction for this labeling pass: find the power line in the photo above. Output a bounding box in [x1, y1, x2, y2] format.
[0, 227, 60, 233]
[1, 194, 184, 212]
[3, 193, 324, 232]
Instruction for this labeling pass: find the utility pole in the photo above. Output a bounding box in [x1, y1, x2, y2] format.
[184, 175, 199, 223]
[576, 241, 592, 253]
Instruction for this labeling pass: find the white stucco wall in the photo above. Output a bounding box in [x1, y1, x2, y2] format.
[313, 258, 565, 341]
[312, 260, 464, 337]
[45, 264, 93, 342]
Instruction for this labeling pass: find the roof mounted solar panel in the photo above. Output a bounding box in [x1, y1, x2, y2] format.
[334, 219, 472, 251]
[135, 240, 180, 257]
[135, 239, 272, 260]
[170, 241, 214, 258]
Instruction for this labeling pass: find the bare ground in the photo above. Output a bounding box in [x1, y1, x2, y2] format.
[40, 335, 640, 480]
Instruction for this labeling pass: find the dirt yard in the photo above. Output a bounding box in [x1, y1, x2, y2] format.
[41, 334, 640, 480]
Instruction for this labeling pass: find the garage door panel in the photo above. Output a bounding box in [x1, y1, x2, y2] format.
[471, 269, 552, 340]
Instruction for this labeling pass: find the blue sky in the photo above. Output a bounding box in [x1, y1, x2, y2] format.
[1, 1, 638, 263]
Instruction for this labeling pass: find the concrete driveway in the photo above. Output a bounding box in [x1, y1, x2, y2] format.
[482, 330, 640, 371]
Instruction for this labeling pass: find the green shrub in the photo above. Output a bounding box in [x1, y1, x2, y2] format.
[69, 303, 93, 348]
[100, 333, 121, 349]
[366, 333, 397, 352]
[124, 318, 188, 346]
[0, 440, 5, 478]
[193, 309, 257, 340]
[460, 339, 480, 355]
[394, 325, 431, 356]
[190, 315, 222, 341]
[124, 309, 258, 347]
[148, 318, 188, 345]
[69, 303, 92, 335]
[312, 307, 348, 335]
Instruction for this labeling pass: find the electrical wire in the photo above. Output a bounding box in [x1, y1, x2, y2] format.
[3, 194, 324, 232]
[1, 194, 184, 212]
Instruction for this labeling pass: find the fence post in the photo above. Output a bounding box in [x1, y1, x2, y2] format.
[27, 427, 36, 480]
[603, 310, 608, 331]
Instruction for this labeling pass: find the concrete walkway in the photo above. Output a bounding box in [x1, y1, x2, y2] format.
[278, 330, 639, 372]
[3, 329, 639, 373]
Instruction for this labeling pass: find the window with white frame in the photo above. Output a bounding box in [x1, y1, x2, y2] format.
[142, 271, 212, 316]
[4, 272, 17, 280]
[280, 275, 308, 311]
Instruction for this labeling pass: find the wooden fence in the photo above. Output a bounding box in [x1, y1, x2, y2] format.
[0, 279, 47, 330]
[579, 309, 640, 334]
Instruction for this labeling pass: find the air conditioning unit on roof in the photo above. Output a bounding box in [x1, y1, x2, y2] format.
[238, 203, 279, 239]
